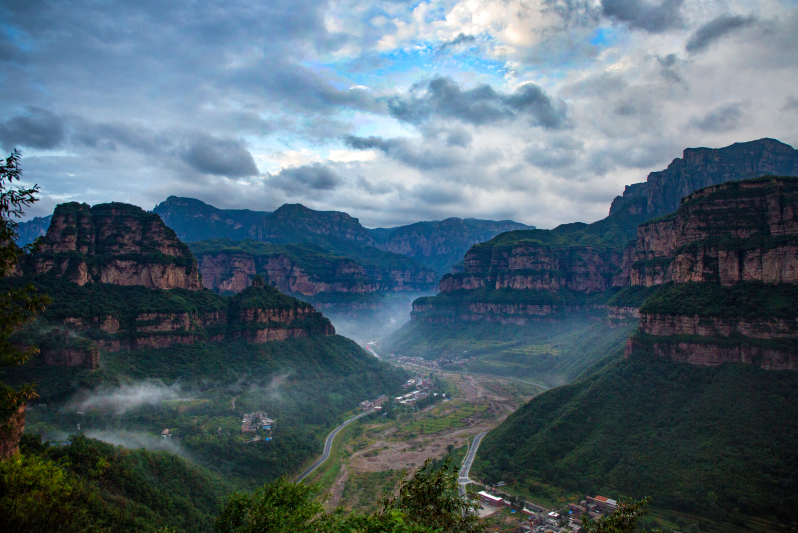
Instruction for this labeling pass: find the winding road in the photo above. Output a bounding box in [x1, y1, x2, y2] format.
[295, 409, 374, 482]
[458, 430, 489, 496]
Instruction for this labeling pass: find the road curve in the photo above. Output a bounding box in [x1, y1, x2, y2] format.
[458, 430, 489, 496]
[295, 409, 374, 482]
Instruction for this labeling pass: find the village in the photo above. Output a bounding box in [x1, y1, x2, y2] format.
[240, 411, 275, 443]
[474, 489, 622, 533]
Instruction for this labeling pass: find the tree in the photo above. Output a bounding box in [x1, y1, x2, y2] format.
[582, 498, 658, 533]
[384, 458, 485, 533]
[215, 458, 487, 533]
[0, 149, 50, 458]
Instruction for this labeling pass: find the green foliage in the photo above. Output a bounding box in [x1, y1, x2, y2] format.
[473, 352, 798, 524]
[5, 433, 230, 533]
[0, 150, 50, 438]
[215, 458, 484, 533]
[640, 281, 798, 319]
[387, 458, 483, 533]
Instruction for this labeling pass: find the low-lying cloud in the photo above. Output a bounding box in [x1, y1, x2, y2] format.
[70, 381, 183, 414]
[686, 14, 758, 54]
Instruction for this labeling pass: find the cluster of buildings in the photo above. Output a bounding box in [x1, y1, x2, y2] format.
[359, 394, 387, 411]
[241, 412, 274, 436]
[387, 354, 440, 369]
[476, 490, 619, 533]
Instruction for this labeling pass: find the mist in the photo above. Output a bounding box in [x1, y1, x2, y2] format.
[86, 430, 190, 457]
[68, 380, 184, 414]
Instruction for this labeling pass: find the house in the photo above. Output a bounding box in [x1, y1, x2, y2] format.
[161, 429, 170, 438]
[586, 496, 617, 513]
[477, 491, 505, 507]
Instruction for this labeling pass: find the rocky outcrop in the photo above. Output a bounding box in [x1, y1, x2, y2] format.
[191, 240, 437, 296]
[40, 329, 100, 369]
[442, 242, 621, 295]
[639, 313, 798, 339]
[29, 202, 202, 290]
[621, 177, 798, 370]
[625, 336, 797, 371]
[618, 177, 798, 287]
[609, 138, 798, 217]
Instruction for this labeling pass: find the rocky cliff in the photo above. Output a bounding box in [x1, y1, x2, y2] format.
[8, 274, 334, 358]
[619, 177, 798, 370]
[618, 176, 798, 287]
[609, 138, 798, 217]
[189, 239, 437, 295]
[29, 202, 202, 290]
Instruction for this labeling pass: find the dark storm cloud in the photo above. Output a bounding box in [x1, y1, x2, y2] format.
[542, 0, 601, 28]
[686, 14, 758, 54]
[445, 128, 472, 148]
[387, 77, 568, 129]
[524, 137, 584, 170]
[181, 134, 259, 178]
[689, 101, 748, 132]
[0, 107, 65, 151]
[272, 164, 342, 191]
[344, 135, 461, 170]
[601, 0, 684, 33]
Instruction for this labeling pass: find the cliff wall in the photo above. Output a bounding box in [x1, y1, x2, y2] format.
[190, 240, 437, 296]
[609, 138, 798, 216]
[618, 176, 798, 287]
[30, 202, 202, 290]
[620, 177, 798, 370]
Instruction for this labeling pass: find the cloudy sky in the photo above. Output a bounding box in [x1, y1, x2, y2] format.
[2, 0, 797, 228]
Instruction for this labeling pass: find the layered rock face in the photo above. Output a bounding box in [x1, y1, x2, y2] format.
[190, 240, 437, 295]
[609, 138, 798, 216]
[445, 241, 620, 294]
[31, 282, 333, 355]
[622, 177, 798, 370]
[412, 232, 620, 323]
[618, 177, 798, 287]
[30, 202, 202, 290]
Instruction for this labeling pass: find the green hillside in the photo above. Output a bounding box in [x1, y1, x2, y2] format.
[472, 350, 798, 526]
[7, 433, 230, 533]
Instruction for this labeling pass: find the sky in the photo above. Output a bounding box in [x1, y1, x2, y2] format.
[1, 0, 797, 229]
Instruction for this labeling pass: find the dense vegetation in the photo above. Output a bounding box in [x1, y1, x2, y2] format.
[2, 334, 407, 485]
[640, 281, 798, 319]
[473, 351, 798, 525]
[152, 196, 270, 242]
[381, 315, 636, 386]
[2, 433, 230, 532]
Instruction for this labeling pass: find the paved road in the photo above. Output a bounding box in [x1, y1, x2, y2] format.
[295, 409, 374, 482]
[458, 430, 489, 496]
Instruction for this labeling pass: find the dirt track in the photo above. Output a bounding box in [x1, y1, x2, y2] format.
[319, 371, 540, 508]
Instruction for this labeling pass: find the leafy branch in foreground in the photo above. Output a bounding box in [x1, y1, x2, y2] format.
[0, 149, 50, 457]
